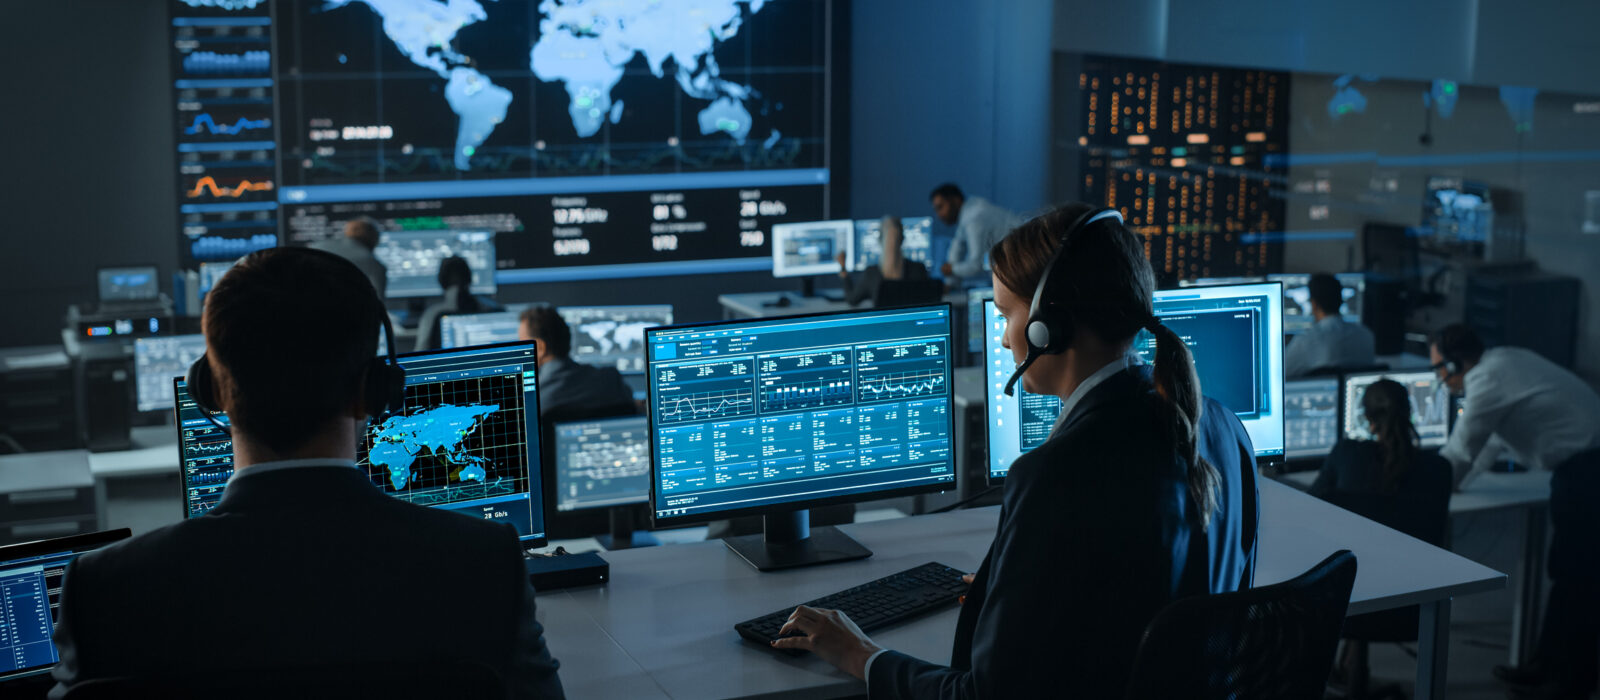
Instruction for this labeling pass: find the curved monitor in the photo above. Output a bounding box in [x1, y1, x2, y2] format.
[646, 305, 956, 526]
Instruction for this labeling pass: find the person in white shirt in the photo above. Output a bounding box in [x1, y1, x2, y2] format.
[1431, 324, 1600, 698]
[1282, 273, 1376, 378]
[931, 183, 1021, 285]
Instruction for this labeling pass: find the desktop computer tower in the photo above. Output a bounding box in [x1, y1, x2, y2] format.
[77, 354, 133, 453]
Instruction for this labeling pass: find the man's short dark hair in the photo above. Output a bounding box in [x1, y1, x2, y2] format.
[344, 217, 382, 250]
[1432, 323, 1485, 365]
[520, 306, 571, 358]
[203, 248, 385, 455]
[930, 183, 964, 202]
[1307, 273, 1344, 315]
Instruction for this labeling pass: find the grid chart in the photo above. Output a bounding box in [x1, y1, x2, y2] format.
[359, 372, 530, 507]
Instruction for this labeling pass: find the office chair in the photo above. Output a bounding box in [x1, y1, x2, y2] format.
[540, 401, 644, 546]
[873, 279, 944, 308]
[59, 659, 504, 699]
[1123, 550, 1358, 700]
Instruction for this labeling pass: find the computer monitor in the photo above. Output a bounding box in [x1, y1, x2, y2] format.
[986, 282, 1286, 480]
[174, 342, 546, 544]
[1341, 370, 1451, 448]
[134, 334, 207, 413]
[439, 311, 522, 350]
[97, 266, 160, 303]
[1284, 377, 1341, 461]
[0, 529, 131, 684]
[557, 305, 673, 375]
[1424, 176, 1493, 245]
[853, 216, 934, 271]
[374, 230, 497, 299]
[965, 287, 993, 355]
[771, 220, 853, 278]
[553, 415, 650, 512]
[646, 304, 956, 570]
[197, 260, 239, 297]
[1271, 273, 1365, 334]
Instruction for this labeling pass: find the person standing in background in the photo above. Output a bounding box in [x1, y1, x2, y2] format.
[310, 217, 389, 298]
[930, 183, 1020, 287]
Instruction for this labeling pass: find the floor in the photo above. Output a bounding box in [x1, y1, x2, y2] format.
[103, 476, 1541, 699]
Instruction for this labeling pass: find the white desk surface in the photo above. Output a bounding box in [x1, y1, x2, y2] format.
[1278, 469, 1551, 515]
[540, 479, 1503, 699]
[718, 291, 969, 319]
[86, 426, 179, 479]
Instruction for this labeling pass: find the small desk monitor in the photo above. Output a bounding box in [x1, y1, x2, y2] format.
[440, 310, 521, 350]
[197, 260, 239, 297]
[553, 415, 650, 512]
[986, 282, 1286, 480]
[134, 334, 207, 413]
[557, 305, 673, 375]
[97, 266, 160, 303]
[0, 529, 131, 684]
[965, 287, 993, 355]
[374, 230, 497, 299]
[646, 304, 956, 570]
[853, 216, 933, 271]
[174, 342, 546, 544]
[1284, 377, 1341, 460]
[1271, 273, 1365, 334]
[771, 220, 854, 278]
[1341, 370, 1451, 448]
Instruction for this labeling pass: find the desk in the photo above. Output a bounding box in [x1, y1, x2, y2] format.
[541, 480, 1502, 699]
[1279, 469, 1551, 665]
[86, 425, 179, 479]
[717, 291, 968, 320]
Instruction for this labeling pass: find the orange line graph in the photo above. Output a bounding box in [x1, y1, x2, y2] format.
[186, 176, 275, 199]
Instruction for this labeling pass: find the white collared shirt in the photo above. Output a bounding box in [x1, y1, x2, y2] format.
[1051, 355, 1137, 436]
[1443, 346, 1600, 486]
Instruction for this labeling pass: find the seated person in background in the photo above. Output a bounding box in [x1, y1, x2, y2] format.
[1431, 324, 1600, 698]
[776, 203, 1257, 699]
[49, 248, 564, 699]
[518, 306, 634, 417]
[1308, 378, 1451, 696]
[415, 255, 501, 351]
[834, 216, 931, 306]
[310, 216, 388, 298]
[1282, 272, 1376, 377]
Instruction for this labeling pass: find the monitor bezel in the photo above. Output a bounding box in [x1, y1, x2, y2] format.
[1338, 368, 1451, 449]
[771, 220, 855, 278]
[551, 414, 652, 513]
[95, 264, 162, 304]
[133, 333, 207, 414]
[0, 528, 133, 683]
[644, 303, 958, 528]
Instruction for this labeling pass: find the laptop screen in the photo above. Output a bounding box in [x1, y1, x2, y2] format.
[0, 529, 131, 683]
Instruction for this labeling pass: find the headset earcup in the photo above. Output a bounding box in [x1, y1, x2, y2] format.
[364, 361, 407, 418]
[186, 355, 219, 413]
[1026, 309, 1074, 355]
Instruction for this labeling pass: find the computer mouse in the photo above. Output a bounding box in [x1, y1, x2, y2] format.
[774, 296, 792, 307]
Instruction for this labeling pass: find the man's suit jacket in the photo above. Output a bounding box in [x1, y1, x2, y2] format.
[50, 465, 564, 699]
[868, 367, 1258, 699]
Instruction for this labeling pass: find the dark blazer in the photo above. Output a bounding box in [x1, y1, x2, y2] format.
[1309, 439, 1452, 547]
[842, 261, 930, 307]
[868, 366, 1258, 699]
[50, 465, 564, 699]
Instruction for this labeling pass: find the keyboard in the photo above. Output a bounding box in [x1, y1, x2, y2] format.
[735, 562, 969, 655]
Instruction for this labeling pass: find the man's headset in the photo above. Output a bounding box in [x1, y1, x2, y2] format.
[1003, 206, 1126, 397]
[185, 261, 406, 436]
[1431, 342, 1465, 381]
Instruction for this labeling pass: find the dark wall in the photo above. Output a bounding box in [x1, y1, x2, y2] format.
[1, 1, 178, 346]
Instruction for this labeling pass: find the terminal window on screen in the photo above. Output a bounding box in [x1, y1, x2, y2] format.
[1136, 308, 1262, 419]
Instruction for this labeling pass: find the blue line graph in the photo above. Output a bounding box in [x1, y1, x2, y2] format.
[857, 370, 947, 402]
[185, 113, 271, 136]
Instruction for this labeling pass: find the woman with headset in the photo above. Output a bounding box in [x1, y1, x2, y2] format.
[773, 203, 1257, 698]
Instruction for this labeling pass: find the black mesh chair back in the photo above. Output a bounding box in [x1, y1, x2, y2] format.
[60, 659, 504, 699]
[873, 278, 944, 308]
[1124, 550, 1358, 700]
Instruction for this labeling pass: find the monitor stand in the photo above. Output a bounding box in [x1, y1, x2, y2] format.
[723, 510, 872, 572]
[596, 508, 659, 550]
[798, 276, 819, 298]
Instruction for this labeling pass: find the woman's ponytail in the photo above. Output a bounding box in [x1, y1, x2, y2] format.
[1146, 318, 1220, 530]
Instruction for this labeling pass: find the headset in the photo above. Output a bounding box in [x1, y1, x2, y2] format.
[184, 256, 407, 436]
[1430, 325, 1480, 382]
[1004, 206, 1126, 397]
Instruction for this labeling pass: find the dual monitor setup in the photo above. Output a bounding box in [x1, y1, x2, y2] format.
[157, 303, 957, 574]
[1283, 371, 1454, 462]
[770, 217, 938, 296]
